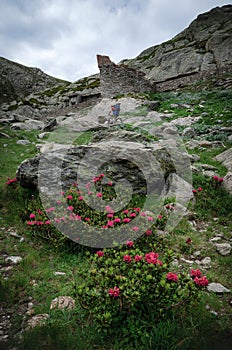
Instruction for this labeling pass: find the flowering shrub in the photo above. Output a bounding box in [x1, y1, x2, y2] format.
[25, 173, 176, 248]
[75, 237, 208, 330]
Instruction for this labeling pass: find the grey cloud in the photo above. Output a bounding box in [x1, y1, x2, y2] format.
[0, 0, 229, 81]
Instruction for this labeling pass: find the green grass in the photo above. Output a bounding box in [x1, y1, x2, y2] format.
[0, 87, 232, 349]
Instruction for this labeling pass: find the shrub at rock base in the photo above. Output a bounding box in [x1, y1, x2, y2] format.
[75, 237, 208, 332]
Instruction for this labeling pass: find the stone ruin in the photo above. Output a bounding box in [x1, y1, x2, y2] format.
[97, 54, 156, 97]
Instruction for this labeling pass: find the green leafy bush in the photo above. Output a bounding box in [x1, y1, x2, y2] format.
[75, 236, 208, 332]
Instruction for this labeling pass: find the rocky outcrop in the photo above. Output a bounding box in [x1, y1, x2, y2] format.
[0, 56, 69, 104]
[123, 5, 232, 91]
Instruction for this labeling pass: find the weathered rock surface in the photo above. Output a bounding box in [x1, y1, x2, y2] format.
[0, 56, 68, 103]
[207, 282, 230, 294]
[214, 243, 231, 256]
[27, 314, 49, 329]
[124, 5, 232, 90]
[50, 296, 75, 310]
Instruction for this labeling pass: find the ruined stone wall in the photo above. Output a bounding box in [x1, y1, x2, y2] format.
[97, 55, 156, 97]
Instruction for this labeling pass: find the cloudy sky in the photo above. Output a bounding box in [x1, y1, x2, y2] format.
[0, 0, 230, 82]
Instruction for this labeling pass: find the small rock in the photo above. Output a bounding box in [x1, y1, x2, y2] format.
[37, 132, 50, 139]
[222, 172, 232, 195]
[54, 271, 66, 276]
[200, 257, 212, 269]
[210, 236, 222, 242]
[193, 251, 201, 257]
[5, 256, 22, 264]
[16, 140, 31, 145]
[9, 231, 22, 239]
[214, 243, 231, 256]
[50, 296, 75, 310]
[180, 257, 194, 264]
[171, 259, 179, 267]
[207, 283, 230, 294]
[27, 314, 49, 328]
[189, 154, 200, 163]
[182, 127, 195, 137]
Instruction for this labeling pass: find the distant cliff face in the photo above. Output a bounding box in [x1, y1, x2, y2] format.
[0, 57, 69, 104]
[123, 5, 232, 91]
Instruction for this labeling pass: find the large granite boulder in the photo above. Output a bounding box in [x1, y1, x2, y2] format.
[16, 129, 191, 199]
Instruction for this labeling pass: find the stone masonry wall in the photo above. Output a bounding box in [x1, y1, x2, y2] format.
[97, 55, 156, 97]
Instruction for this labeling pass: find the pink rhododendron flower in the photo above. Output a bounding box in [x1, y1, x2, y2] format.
[60, 191, 65, 195]
[192, 189, 197, 194]
[134, 255, 143, 262]
[123, 209, 129, 215]
[54, 218, 61, 223]
[190, 269, 202, 278]
[133, 207, 141, 212]
[45, 220, 51, 225]
[157, 259, 163, 266]
[67, 206, 74, 211]
[46, 207, 55, 213]
[88, 191, 93, 195]
[6, 177, 17, 185]
[107, 220, 114, 227]
[85, 218, 90, 221]
[69, 214, 75, 221]
[147, 216, 154, 221]
[123, 255, 132, 263]
[140, 212, 146, 217]
[213, 175, 219, 181]
[145, 252, 159, 264]
[107, 213, 114, 218]
[96, 251, 104, 257]
[132, 226, 139, 231]
[37, 209, 43, 215]
[157, 214, 163, 220]
[146, 229, 152, 236]
[130, 213, 136, 218]
[67, 195, 73, 200]
[198, 187, 203, 192]
[29, 213, 36, 219]
[166, 272, 178, 282]
[186, 238, 192, 244]
[218, 177, 224, 183]
[57, 200, 62, 204]
[126, 240, 134, 247]
[102, 225, 108, 229]
[27, 221, 35, 225]
[108, 181, 113, 186]
[96, 192, 103, 198]
[114, 218, 121, 223]
[75, 215, 82, 220]
[78, 196, 84, 201]
[105, 205, 114, 213]
[36, 221, 43, 225]
[123, 218, 131, 223]
[194, 276, 209, 286]
[108, 286, 120, 297]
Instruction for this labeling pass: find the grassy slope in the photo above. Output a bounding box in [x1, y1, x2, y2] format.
[0, 87, 232, 349]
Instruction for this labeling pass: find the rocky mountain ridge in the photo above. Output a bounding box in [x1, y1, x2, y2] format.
[123, 4, 232, 89]
[0, 56, 69, 104]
